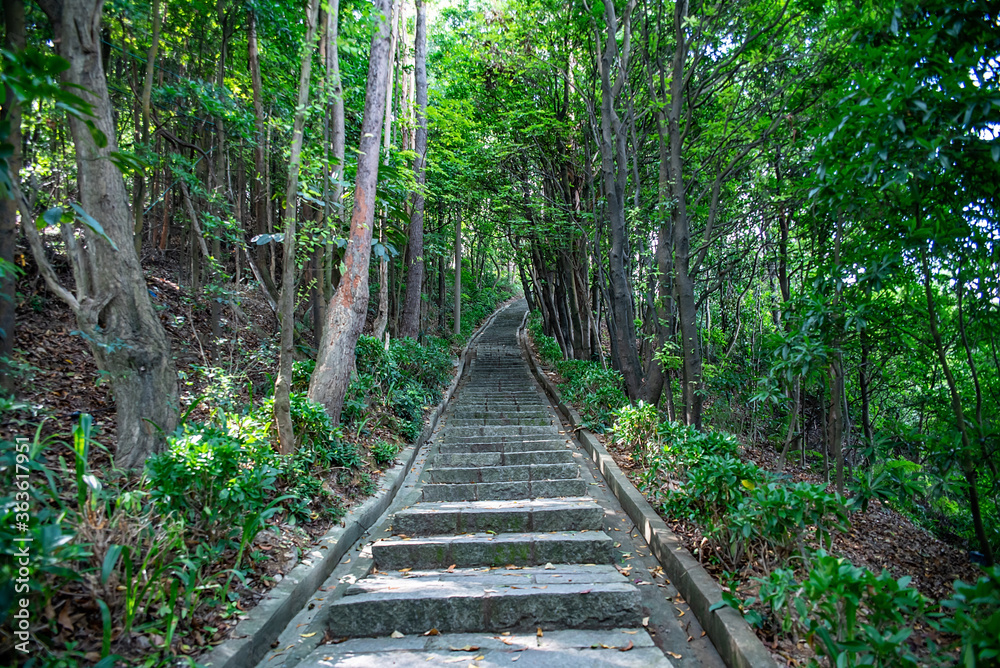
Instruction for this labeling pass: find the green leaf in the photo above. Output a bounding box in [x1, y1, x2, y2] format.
[38, 207, 64, 230]
[70, 202, 119, 251]
[101, 545, 123, 585]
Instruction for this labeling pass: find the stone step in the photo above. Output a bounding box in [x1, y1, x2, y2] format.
[447, 417, 554, 427]
[427, 463, 579, 484]
[438, 438, 569, 454]
[421, 478, 588, 502]
[391, 497, 603, 535]
[443, 425, 556, 438]
[433, 449, 574, 468]
[325, 565, 642, 637]
[450, 410, 550, 418]
[373, 530, 614, 569]
[297, 628, 673, 667]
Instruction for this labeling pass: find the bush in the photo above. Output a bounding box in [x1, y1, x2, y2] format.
[740, 552, 928, 667]
[613, 401, 661, 466]
[146, 424, 277, 541]
[371, 439, 399, 467]
[935, 565, 1000, 666]
[556, 360, 628, 432]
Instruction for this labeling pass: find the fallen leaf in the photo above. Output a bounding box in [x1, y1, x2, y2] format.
[619, 641, 634, 652]
[58, 606, 74, 631]
[391, 631, 405, 639]
[667, 651, 682, 659]
[449, 645, 481, 652]
[543, 562, 555, 570]
[300, 632, 317, 638]
[446, 564, 457, 572]
[642, 617, 649, 627]
[424, 628, 441, 636]
[536, 627, 544, 637]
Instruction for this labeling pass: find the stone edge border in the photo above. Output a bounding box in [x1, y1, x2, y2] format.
[201, 301, 515, 668]
[517, 314, 777, 668]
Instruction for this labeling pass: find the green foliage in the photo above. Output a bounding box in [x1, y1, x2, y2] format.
[371, 439, 399, 468]
[527, 313, 563, 365]
[146, 424, 277, 541]
[935, 566, 1000, 666]
[613, 401, 660, 467]
[342, 335, 452, 442]
[554, 360, 628, 432]
[743, 552, 928, 667]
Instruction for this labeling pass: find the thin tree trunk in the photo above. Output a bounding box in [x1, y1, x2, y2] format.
[0, 0, 25, 394]
[921, 250, 994, 565]
[248, 9, 270, 273]
[399, 0, 427, 339]
[453, 207, 462, 336]
[597, 0, 643, 398]
[309, 0, 395, 424]
[274, 0, 321, 455]
[372, 0, 401, 343]
[325, 0, 345, 299]
[132, 0, 163, 256]
[668, 0, 703, 427]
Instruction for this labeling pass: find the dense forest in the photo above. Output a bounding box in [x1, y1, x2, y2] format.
[1, 0, 998, 665]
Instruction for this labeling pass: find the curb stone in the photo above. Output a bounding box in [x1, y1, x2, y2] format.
[200, 302, 515, 668]
[517, 313, 777, 668]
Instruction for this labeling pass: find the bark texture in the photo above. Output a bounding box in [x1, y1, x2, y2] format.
[309, 0, 395, 424]
[34, 0, 179, 468]
[399, 0, 427, 339]
[0, 0, 24, 394]
[273, 0, 320, 455]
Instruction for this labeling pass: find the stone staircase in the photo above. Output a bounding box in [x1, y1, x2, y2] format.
[319, 304, 663, 658]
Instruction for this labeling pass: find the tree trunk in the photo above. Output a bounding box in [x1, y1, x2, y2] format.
[372, 0, 401, 344]
[921, 250, 994, 566]
[325, 0, 345, 300]
[33, 0, 179, 468]
[453, 207, 462, 336]
[597, 0, 643, 398]
[309, 0, 395, 424]
[399, 0, 427, 339]
[667, 0, 703, 427]
[0, 0, 25, 394]
[132, 0, 163, 256]
[248, 9, 269, 272]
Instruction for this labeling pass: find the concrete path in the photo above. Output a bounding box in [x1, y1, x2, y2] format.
[257, 302, 725, 668]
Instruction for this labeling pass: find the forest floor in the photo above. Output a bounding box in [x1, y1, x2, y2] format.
[2, 249, 453, 662]
[528, 352, 980, 666]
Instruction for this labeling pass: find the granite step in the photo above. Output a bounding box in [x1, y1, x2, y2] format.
[426, 462, 579, 484]
[390, 497, 603, 535]
[433, 449, 575, 468]
[324, 565, 642, 637]
[296, 628, 673, 668]
[421, 477, 588, 502]
[372, 530, 614, 569]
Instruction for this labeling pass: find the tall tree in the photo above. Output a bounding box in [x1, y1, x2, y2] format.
[309, 0, 395, 424]
[399, 0, 427, 339]
[0, 0, 24, 395]
[273, 0, 321, 455]
[28, 0, 180, 468]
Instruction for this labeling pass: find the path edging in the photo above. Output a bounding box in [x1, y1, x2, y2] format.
[517, 315, 776, 668]
[201, 303, 513, 668]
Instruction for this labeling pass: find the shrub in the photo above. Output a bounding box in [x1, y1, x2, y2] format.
[740, 552, 928, 667]
[613, 401, 661, 466]
[556, 360, 628, 432]
[146, 424, 277, 541]
[371, 439, 399, 467]
[935, 565, 1000, 666]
